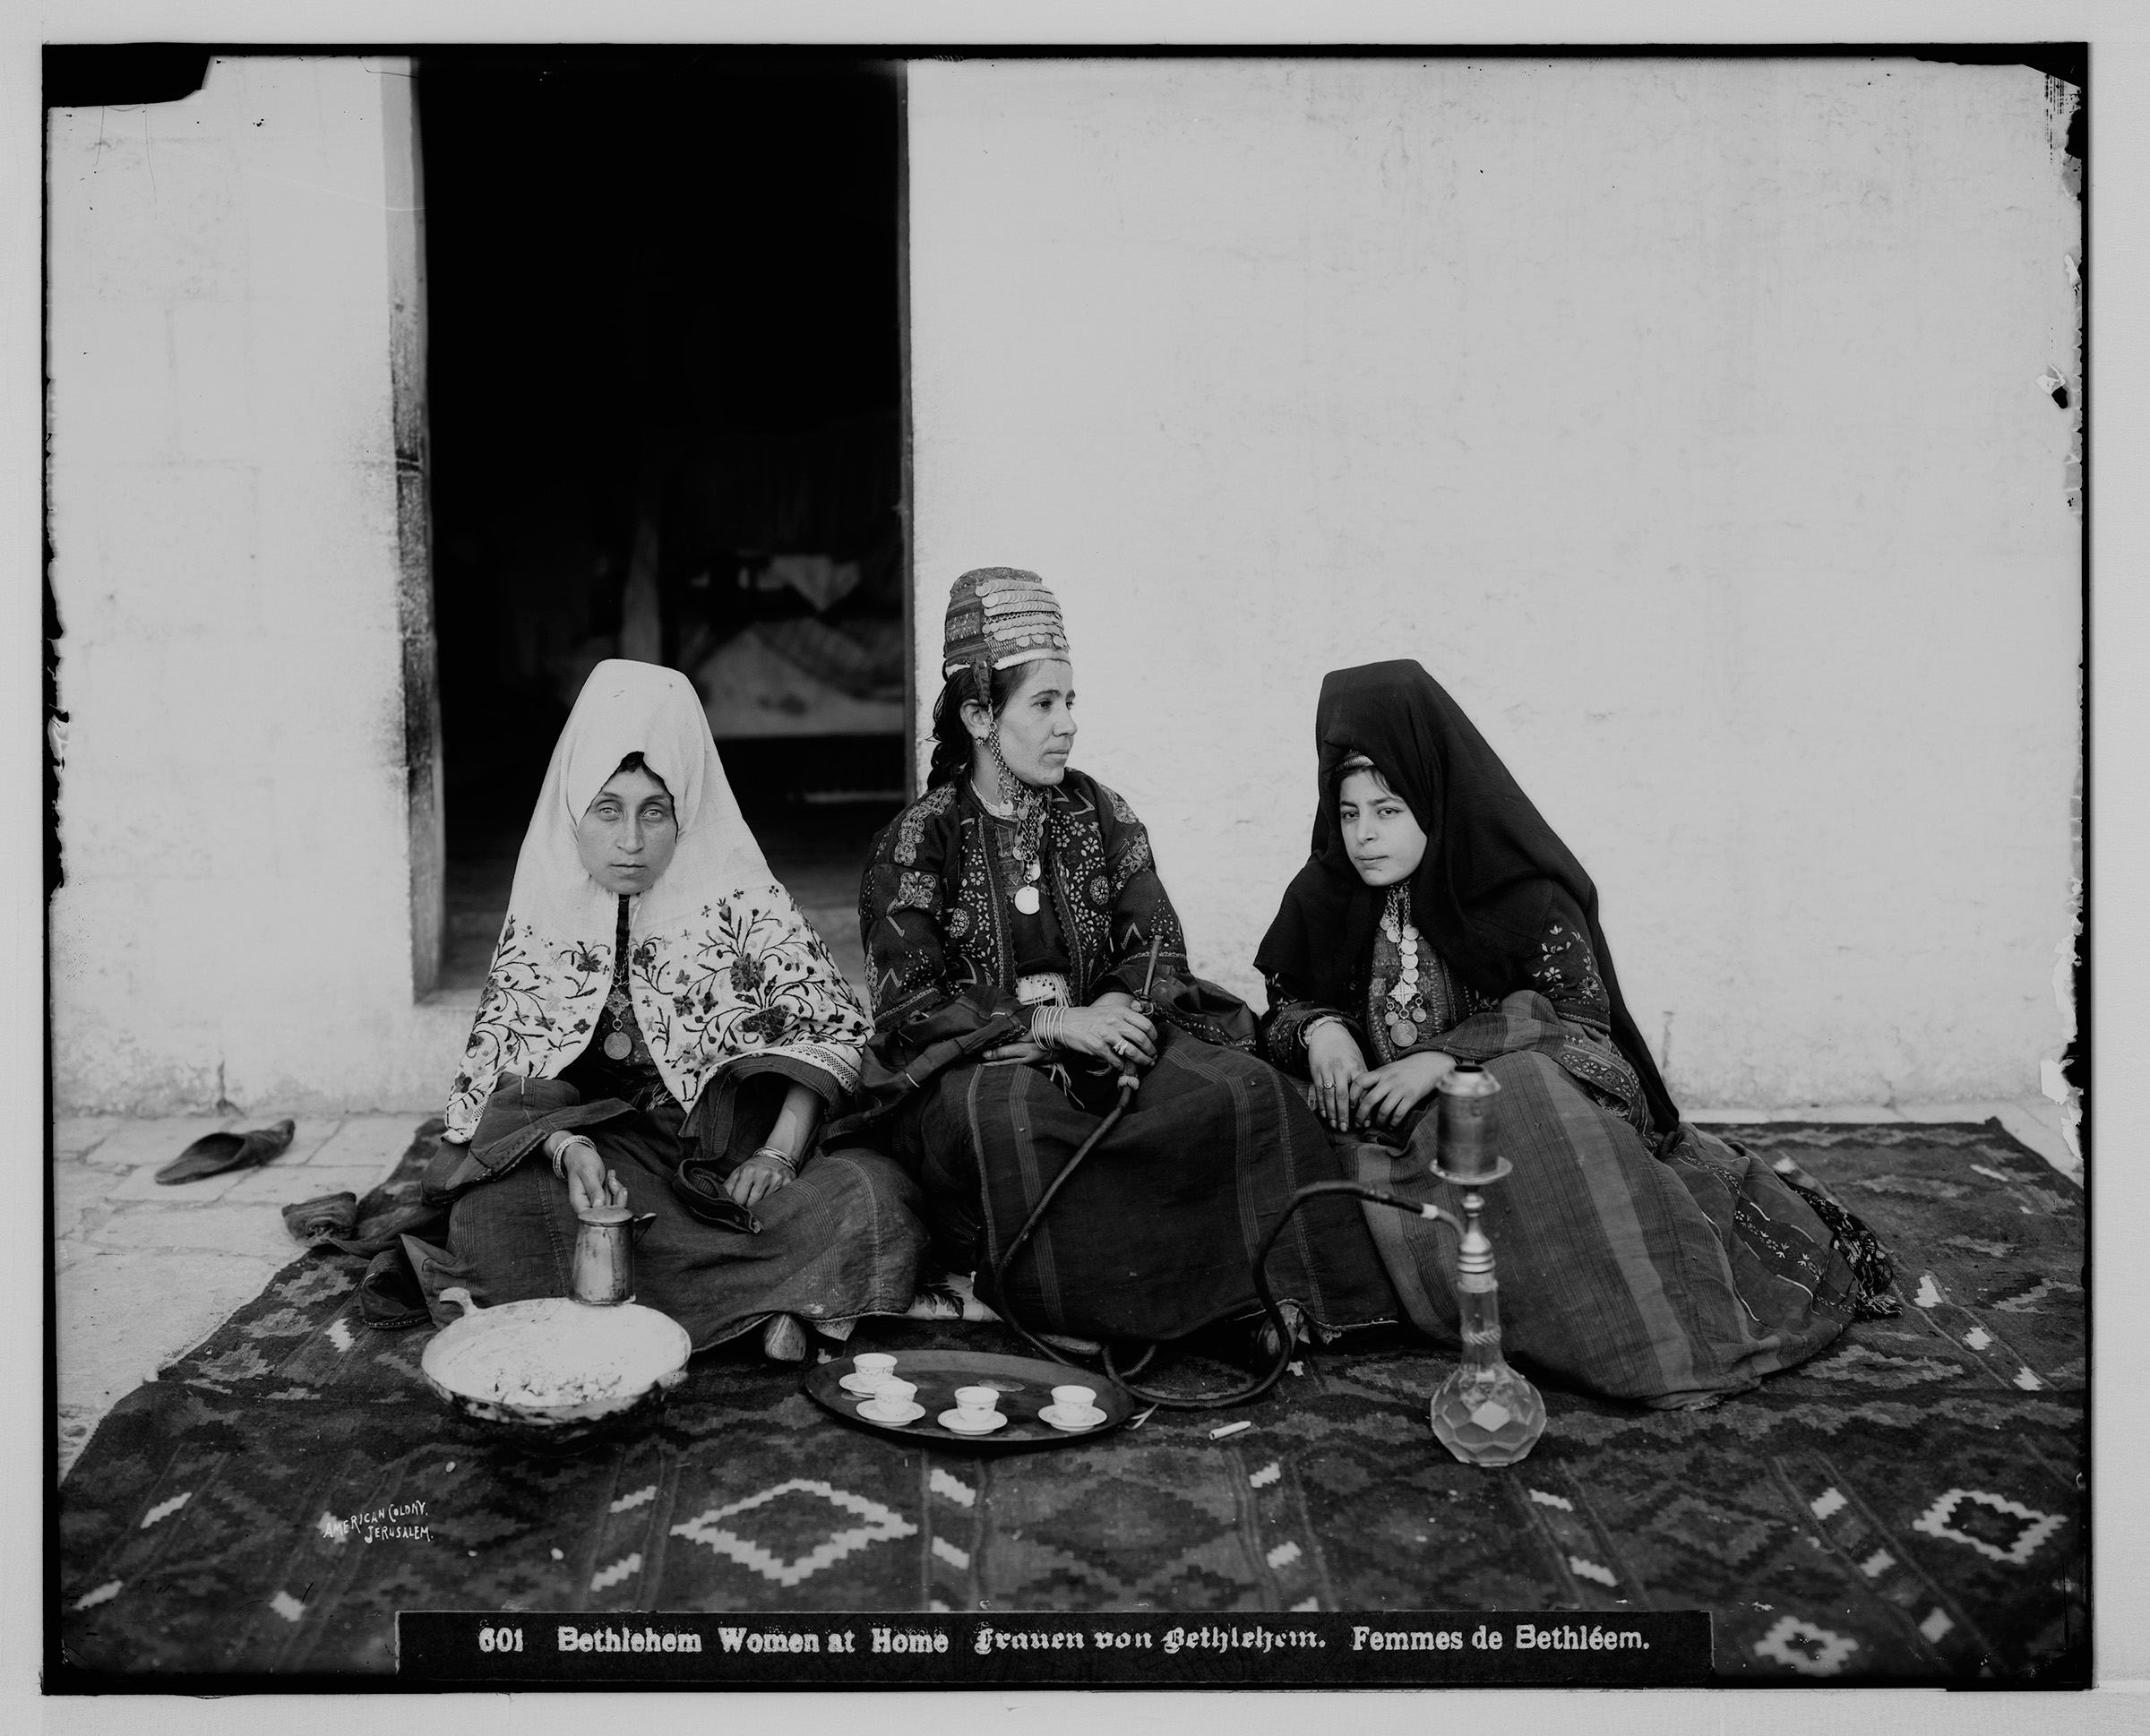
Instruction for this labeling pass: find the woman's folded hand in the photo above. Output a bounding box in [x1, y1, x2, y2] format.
[1351, 1051, 1458, 1130]
[1305, 1021, 1368, 1130]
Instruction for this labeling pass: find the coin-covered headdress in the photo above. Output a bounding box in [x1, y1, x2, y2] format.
[942, 567, 1071, 703]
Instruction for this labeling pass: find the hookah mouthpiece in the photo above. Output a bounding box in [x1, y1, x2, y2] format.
[1122, 933, 1166, 1090]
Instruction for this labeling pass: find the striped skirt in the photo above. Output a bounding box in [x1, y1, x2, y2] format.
[1342, 993, 1873, 1408]
[916, 1027, 1399, 1343]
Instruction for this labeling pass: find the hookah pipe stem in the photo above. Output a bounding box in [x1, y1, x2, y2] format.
[986, 936, 1164, 1373]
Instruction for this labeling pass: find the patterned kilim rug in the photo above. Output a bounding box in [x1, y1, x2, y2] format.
[56, 1119, 2086, 1684]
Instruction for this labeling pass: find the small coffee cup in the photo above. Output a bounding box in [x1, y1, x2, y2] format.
[850, 1353, 897, 1389]
[951, 1385, 1001, 1417]
[1051, 1385, 1098, 1414]
[872, 1378, 917, 1409]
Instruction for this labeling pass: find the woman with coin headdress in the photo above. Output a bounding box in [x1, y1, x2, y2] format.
[1255, 659, 1900, 1407]
[411, 659, 929, 1363]
[835, 571, 1398, 1353]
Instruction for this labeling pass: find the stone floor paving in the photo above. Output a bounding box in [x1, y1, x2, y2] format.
[51, 1112, 422, 1479]
[47, 1096, 2079, 1482]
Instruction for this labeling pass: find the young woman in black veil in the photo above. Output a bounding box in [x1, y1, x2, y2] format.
[1257, 659, 1897, 1408]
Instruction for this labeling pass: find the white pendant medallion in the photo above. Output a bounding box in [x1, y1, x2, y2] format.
[1013, 885, 1042, 915]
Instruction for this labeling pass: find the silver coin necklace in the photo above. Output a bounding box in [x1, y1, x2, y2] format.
[1381, 887, 1428, 1051]
[973, 766, 1045, 915]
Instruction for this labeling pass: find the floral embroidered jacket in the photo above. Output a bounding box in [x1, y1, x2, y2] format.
[857, 770, 1252, 1076]
[443, 884, 872, 1142]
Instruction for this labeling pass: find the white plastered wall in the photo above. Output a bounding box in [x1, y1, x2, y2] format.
[48, 57, 469, 1114]
[907, 57, 2082, 1109]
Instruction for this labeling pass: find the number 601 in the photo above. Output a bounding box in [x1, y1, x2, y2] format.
[478, 1625, 524, 1653]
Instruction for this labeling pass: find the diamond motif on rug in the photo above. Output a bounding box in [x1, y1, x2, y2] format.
[1649, 1494, 1784, 1571]
[1910, 1489, 2066, 1567]
[670, 1478, 916, 1588]
[1752, 1613, 1860, 1675]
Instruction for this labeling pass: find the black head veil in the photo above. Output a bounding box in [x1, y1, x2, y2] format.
[1253, 659, 1679, 1137]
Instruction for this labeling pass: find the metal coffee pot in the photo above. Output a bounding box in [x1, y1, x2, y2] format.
[571, 1204, 658, 1306]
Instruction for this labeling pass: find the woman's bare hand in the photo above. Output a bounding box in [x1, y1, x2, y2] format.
[985, 1040, 1052, 1063]
[1305, 1022, 1368, 1131]
[564, 1147, 629, 1213]
[725, 1158, 793, 1207]
[1053, 1002, 1158, 1068]
[1351, 1051, 1458, 1130]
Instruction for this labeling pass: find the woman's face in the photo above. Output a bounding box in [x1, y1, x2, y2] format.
[1337, 769, 1428, 887]
[970, 657, 1077, 787]
[575, 766, 679, 895]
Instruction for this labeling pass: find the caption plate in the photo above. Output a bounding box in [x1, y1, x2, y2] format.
[399, 1610, 1712, 1686]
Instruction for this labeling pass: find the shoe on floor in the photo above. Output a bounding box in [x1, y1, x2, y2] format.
[282, 1190, 359, 1244]
[761, 1314, 809, 1363]
[156, 1118, 297, 1185]
[1248, 1300, 1307, 1367]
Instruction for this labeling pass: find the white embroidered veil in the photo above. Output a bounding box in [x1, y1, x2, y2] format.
[443, 660, 870, 1140]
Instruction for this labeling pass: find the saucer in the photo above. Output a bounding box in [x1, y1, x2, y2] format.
[857, 1399, 925, 1425]
[839, 1372, 890, 1397]
[1038, 1405, 1106, 1432]
[937, 1408, 1007, 1435]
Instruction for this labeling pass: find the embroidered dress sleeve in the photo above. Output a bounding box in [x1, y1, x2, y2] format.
[1528, 901, 1613, 1032]
[859, 786, 1029, 1062]
[1086, 778, 1193, 998]
[1260, 971, 1363, 1079]
[1076, 777, 1262, 1048]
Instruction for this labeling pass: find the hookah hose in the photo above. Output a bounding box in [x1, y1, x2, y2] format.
[986, 942, 1453, 1411]
[990, 1125, 1449, 1410]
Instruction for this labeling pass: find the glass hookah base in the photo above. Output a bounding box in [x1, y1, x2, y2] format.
[1429, 1368, 1548, 1466]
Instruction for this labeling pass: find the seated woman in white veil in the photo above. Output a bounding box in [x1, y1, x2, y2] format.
[415, 658, 928, 1362]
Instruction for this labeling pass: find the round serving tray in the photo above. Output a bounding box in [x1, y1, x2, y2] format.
[804, 1349, 1137, 1453]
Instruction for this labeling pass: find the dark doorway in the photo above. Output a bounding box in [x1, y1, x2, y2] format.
[417, 51, 906, 993]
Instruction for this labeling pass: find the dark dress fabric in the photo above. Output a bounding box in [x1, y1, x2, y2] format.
[1253, 658, 1680, 1139]
[838, 769, 1399, 1342]
[419, 1087, 927, 1352]
[918, 1027, 1395, 1341]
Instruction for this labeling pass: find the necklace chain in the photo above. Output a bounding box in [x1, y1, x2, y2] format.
[1381, 887, 1423, 1015]
[973, 736, 1048, 899]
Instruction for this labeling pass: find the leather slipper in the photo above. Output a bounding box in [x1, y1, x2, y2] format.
[155, 1118, 297, 1185]
[671, 1159, 762, 1234]
[358, 1247, 431, 1330]
[281, 1190, 358, 1244]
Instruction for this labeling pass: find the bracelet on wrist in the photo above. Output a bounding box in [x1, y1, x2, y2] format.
[751, 1146, 798, 1175]
[1301, 1014, 1346, 1048]
[549, 1133, 596, 1180]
